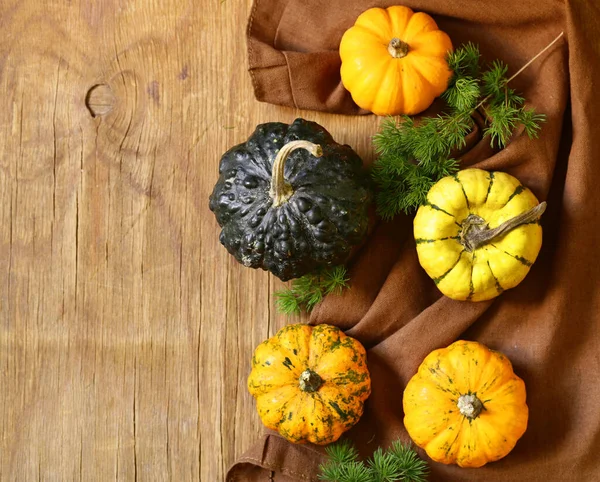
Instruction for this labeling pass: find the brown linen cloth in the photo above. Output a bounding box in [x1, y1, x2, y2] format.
[229, 0, 600, 480]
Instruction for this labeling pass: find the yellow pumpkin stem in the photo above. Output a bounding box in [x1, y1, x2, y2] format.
[270, 140, 323, 207]
[457, 393, 483, 419]
[460, 201, 547, 252]
[387, 37, 409, 59]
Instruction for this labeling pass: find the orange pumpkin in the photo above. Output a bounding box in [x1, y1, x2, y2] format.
[403, 340, 528, 468]
[339, 6, 453, 116]
[248, 324, 371, 445]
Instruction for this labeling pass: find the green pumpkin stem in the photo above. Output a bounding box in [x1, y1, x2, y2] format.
[270, 140, 323, 207]
[457, 393, 483, 419]
[299, 369, 324, 393]
[387, 37, 409, 59]
[460, 201, 546, 252]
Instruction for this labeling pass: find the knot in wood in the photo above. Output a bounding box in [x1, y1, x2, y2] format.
[85, 84, 116, 118]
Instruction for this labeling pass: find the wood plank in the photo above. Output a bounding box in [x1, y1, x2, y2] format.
[0, 0, 380, 480]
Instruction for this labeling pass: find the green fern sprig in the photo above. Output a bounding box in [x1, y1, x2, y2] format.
[275, 266, 349, 315]
[372, 32, 565, 219]
[318, 440, 429, 482]
[446, 41, 480, 79]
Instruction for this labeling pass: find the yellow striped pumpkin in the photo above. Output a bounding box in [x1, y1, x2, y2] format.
[414, 168, 546, 301]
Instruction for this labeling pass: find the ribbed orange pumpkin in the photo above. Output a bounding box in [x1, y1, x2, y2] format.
[403, 341, 528, 468]
[339, 6, 453, 116]
[248, 324, 371, 445]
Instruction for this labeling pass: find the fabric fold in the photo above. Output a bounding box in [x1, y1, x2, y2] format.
[227, 434, 325, 482]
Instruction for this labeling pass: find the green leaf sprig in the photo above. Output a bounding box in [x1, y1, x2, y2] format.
[372, 32, 563, 219]
[275, 265, 349, 315]
[319, 440, 429, 482]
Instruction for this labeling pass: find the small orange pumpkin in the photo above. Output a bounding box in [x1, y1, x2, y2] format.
[339, 6, 453, 116]
[248, 324, 371, 445]
[403, 340, 528, 467]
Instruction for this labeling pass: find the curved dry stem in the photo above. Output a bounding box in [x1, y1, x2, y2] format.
[270, 140, 323, 207]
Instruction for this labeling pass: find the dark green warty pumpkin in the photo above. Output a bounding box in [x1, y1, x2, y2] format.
[208, 118, 371, 281]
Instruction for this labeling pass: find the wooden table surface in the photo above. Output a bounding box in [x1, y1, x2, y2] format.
[0, 1, 380, 480]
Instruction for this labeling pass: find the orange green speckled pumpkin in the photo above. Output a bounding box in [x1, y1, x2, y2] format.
[403, 340, 528, 468]
[414, 168, 546, 301]
[248, 324, 371, 445]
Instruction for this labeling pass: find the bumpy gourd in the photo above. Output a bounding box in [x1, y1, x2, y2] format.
[414, 168, 546, 301]
[403, 340, 528, 468]
[209, 119, 371, 281]
[248, 324, 371, 445]
[339, 6, 452, 116]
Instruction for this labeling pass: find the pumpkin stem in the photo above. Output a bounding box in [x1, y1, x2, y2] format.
[457, 393, 484, 419]
[387, 38, 409, 59]
[299, 369, 324, 393]
[270, 140, 323, 207]
[460, 201, 547, 252]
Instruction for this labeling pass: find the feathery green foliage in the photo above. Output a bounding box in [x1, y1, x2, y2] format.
[275, 265, 349, 315]
[372, 42, 546, 219]
[387, 441, 430, 482]
[446, 41, 480, 78]
[318, 440, 429, 482]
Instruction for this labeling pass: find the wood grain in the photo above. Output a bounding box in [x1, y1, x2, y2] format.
[0, 0, 379, 480]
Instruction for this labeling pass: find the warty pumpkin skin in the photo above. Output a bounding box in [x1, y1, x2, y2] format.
[209, 118, 371, 281]
[339, 6, 453, 116]
[414, 168, 546, 301]
[248, 324, 371, 445]
[403, 340, 528, 468]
